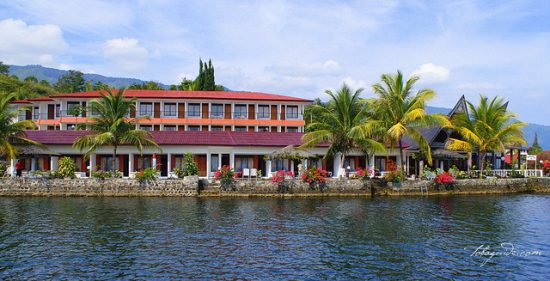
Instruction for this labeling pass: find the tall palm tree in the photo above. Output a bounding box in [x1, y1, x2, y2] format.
[73, 88, 159, 176]
[367, 70, 450, 176]
[0, 92, 39, 160]
[446, 95, 526, 176]
[301, 84, 385, 177]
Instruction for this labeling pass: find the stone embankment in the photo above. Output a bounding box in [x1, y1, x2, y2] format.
[0, 177, 549, 197]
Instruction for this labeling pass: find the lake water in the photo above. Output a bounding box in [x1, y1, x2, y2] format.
[1, 195, 549, 280]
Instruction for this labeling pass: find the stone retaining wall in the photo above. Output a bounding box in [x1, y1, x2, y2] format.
[0, 178, 198, 197]
[0, 177, 549, 197]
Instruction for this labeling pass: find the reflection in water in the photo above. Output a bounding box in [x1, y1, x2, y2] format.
[0, 195, 549, 280]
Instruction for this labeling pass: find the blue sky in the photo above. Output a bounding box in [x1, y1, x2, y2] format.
[0, 0, 549, 125]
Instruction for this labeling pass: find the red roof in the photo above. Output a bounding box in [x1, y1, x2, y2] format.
[47, 90, 312, 102]
[23, 130, 312, 147]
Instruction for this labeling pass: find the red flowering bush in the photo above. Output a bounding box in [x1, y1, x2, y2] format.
[386, 159, 397, 171]
[543, 160, 550, 175]
[301, 167, 327, 189]
[434, 172, 454, 190]
[272, 170, 294, 193]
[215, 165, 235, 190]
[356, 168, 373, 181]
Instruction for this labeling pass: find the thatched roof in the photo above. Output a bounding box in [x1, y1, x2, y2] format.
[432, 149, 467, 159]
[16, 145, 60, 157]
[269, 145, 315, 160]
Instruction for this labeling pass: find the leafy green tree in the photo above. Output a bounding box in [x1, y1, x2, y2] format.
[367, 70, 450, 175]
[446, 95, 527, 176]
[528, 133, 543, 155]
[24, 76, 38, 84]
[128, 81, 164, 90]
[0, 75, 56, 100]
[73, 88, 159, 176]
[55, 70, 86, 93]
[0, 92, 39, 160]
[301, 84, 385, 176]
[0, 61, 8, 75]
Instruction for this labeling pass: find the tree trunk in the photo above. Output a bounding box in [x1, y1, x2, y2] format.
[112, 145, 117, 177]
[339, 153, 346, 177]
[479, 152, 486, 178]
[398, 139, 406, 176]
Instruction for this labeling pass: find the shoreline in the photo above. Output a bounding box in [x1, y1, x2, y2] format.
[0, 177, 549, 198]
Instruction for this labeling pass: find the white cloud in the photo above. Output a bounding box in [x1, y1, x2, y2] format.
[0, 19, 67, 65]
[341, 77, 368, 91]
[266, 60, 343, 77]
[103, 38, 149, 73]
[412, 63, 450, 84]
[458, 82, 502, 91]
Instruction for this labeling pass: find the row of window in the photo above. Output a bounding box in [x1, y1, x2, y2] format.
[64, 124, 300, 132]
[30, 103, 300, 119]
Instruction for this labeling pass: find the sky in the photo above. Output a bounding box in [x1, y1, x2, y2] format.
[0, 0, 549, 125]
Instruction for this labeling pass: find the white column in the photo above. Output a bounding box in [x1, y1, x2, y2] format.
[266, 159, 272, 178]
[290, 160, 295, 174]
[333, 153, 342, 178]
[218, 153, 222, 169]
[89, 154, 96, 173]
[303, 159, 308, 170]
[10, 158, 16, 177]
[230, 151, 235, 169]
[51, 156, 59, 171]
[167, 153, 172, 176]
[31, 158, 37, 171]
[206, 153, 211, 179]
[419, 160, 424, 176]
[128, 153, 134, 175]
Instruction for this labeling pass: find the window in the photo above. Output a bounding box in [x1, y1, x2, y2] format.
[188, 125, 200, 131]
[140, 125, 153, 131]
[55, 104, 61, 118]
[66, 124, 77, 131]
[234, 156, 253, 172]
[67, 102, 80, 116]
[210, 154, 219, 172]
[210, 104, 224, 118]
[139, 103, 153, 116]
[287, 127, 299, 133]
[258, 126, 269, 132]
[33, 107, 40, 120]
[258, 105, 270, 119]
[163, 103, 177, 117]
[137, 156, 152, 170]
[102, 156, 120, 172]
[211, 126, 223, 131]
[187, 103, 201, 117]
[233, 104, 247, 119]
[286, 105, 299, 119]
[234, 126, 247, 132]
[163, 125, 177, 131]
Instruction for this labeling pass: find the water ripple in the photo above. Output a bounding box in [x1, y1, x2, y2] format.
[0, 195, 549, 280]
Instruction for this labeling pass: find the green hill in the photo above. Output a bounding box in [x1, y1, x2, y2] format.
[8, 64, 167, 89]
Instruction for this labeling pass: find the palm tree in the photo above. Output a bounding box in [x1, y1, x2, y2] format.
[446, 95, 526, 176]
[301, 84, 385, 177]
[0, 92, 39, 160]
[367, 70, 450, 176]
[73, 88, 159, 176]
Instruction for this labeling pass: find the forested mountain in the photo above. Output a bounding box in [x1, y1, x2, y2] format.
[8, 65, 166, 89]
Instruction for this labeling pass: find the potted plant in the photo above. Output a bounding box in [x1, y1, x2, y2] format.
[58, 157, 76, 179]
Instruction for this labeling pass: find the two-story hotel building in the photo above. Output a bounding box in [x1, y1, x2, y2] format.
[10, 89, 388, 178]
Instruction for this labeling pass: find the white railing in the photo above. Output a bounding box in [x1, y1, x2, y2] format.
[470, 169, 544, 178]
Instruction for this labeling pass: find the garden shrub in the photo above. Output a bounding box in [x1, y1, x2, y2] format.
[58, 157, 76, 179]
